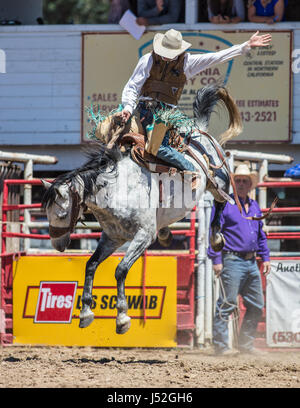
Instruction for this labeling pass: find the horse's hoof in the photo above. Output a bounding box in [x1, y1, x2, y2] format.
[116, 315, 131, 334]
[210, 233, 226, 252]
[158, 227, 173, 248]
[79, 309, 94, 328]
[158, 232, 173, 247]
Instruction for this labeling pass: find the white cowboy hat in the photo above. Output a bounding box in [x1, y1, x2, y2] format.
[153, 29, 192, 59]
[233, 164, 258, 189]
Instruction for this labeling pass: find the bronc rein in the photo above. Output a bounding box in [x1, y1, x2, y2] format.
[185, 129, 278, 221]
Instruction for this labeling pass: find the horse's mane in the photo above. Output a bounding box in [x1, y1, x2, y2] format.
[42, 142, 122, 208]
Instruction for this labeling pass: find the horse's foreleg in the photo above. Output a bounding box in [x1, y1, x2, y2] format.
[79, 232, 117, 328]
[210, 200, 226, 252]
[115, 228, 154, 334]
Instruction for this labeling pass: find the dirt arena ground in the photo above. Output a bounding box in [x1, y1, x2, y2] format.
[0, 346, 300, 389]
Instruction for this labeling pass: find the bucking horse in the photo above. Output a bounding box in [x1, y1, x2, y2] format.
[42, 84, 245, 335]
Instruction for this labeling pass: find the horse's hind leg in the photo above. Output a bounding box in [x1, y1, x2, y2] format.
[210, 200, 226, 252]
[79, 232, 117, 328]
[115, 228, 154, 334]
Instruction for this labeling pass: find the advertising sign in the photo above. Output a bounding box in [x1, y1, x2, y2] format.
[266, 259, 300, 347]
[13, 255, 177, 347]
[82, 30, 292, 143]
[34, 281, 78, 323]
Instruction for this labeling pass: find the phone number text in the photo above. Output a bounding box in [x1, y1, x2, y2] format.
[240, 111, 277, 122]
[272, 331, 300, 344]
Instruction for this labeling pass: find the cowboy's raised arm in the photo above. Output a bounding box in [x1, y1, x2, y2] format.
[185, 31, 272, 80]
[121, 53, 152, 116]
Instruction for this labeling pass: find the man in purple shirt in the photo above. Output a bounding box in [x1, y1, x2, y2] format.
[208, 164, 271, 356]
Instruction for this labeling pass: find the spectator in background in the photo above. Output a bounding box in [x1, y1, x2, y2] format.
[108, 0, 137, 23]
[208, 164, 271, 356]
[207, 0, 245, 23]
[136, 0, 182, 26]
[247, 0, 286, 23]
[108, 0, 130, 23]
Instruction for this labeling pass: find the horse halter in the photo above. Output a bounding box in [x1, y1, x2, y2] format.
[48, 189, 82, 239]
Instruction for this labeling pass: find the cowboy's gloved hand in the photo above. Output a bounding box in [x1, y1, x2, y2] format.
[121, 110, 131, 123]
[248, 31, 272, 48]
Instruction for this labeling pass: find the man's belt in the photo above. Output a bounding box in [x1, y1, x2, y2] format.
[223, 251, 256, 260]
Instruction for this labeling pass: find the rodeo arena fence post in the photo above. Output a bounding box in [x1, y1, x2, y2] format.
[1, 148, 300, 349]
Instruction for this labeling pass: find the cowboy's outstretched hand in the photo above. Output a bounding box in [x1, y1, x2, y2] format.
[248, 31, 272, 47]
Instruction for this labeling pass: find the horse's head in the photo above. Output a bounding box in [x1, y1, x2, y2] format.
[42, 180, 83, 252]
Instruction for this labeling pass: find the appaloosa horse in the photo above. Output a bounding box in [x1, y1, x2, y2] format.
[42, 84, 241, 335]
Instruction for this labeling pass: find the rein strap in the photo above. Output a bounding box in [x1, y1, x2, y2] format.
[189, 130, 278, 221]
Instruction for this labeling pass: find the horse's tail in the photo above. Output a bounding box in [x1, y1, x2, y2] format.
[193, 84, 243, 146]
[217, 87, 243, 145]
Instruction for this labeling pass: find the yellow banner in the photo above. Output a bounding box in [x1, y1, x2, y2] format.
[13, 255, 177, 347]
[82, 30, 292, 143]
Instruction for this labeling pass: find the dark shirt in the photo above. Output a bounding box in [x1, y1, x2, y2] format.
[137, 0, 182, 24]
[207, 194, 270, 265]
[108, 0, 130, 23]
[207, 0, 245, 19]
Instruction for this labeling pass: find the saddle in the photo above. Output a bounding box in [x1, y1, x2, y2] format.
[119, 132, 181, 174]
[115, 131, 231, 202]
[97, 112, 188, 175]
